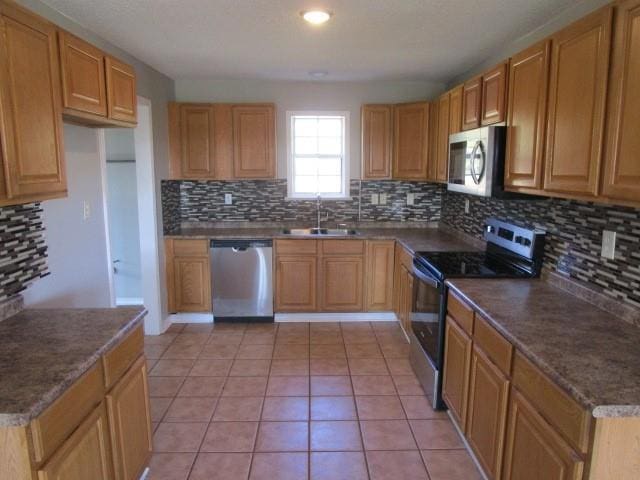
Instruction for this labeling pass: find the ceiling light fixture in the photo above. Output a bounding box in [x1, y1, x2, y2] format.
[301, 10, 332, 25]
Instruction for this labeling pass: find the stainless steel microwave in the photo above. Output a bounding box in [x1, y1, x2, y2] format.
[447, 126, 507, 197]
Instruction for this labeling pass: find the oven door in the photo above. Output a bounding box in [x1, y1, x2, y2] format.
[410, 264, 444, 367]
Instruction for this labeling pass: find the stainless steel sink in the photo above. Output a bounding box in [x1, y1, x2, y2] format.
[281, 227, 359, 236]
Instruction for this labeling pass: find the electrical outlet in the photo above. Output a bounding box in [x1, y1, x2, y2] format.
[371, 193, 379, 205]
[224, 193, 233, 205]
[601, 230, 616, 260]
[406, 193, 415, 206]
[464, 198, 470, 214]
[83, 200, 90, 220]
[379, 193, 387, 205]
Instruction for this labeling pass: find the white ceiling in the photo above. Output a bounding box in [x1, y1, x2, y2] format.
[42, 0, 577, 82]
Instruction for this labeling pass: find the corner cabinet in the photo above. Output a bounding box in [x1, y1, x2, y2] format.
[392, 102, 430, 180]
[165, 238, 212, 313]
[0, 0, 67, 206]
[601, 0, 640, 205]
[361, 104, 393, 179]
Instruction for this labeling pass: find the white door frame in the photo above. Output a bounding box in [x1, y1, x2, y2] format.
[100, 96, 165, 335]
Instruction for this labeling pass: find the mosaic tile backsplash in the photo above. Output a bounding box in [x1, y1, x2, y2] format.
[0, 203, 49, 302]
[162, 179, 445, 231]
[441, 191, 640, 309]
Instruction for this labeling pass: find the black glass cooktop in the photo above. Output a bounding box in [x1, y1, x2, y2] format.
[414, 251, 532, 279]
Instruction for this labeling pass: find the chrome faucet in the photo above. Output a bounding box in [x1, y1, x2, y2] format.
[316, 194, 322, 230]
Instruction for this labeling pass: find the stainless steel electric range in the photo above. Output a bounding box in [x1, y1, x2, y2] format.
[409, 218, 546, 409]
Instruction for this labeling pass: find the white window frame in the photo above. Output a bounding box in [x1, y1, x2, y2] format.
[286, 110, 350, 200]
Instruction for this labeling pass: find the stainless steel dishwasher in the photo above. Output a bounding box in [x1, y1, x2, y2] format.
[210, 239, 273, 322]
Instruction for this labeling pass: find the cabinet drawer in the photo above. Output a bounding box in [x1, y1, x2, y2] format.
[321, 240, 365, 255]
[102, 324, 144, 389]
[275, 239, 317, 255]
[473, 314, 513, 375]
[172, 239, 209, 256]
[30, 362, 105, 463]
[512, 351, 591, 454]
[447, 291, 474, 335]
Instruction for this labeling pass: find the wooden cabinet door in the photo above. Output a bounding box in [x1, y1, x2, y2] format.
[462, 76, 482, 130]
[320, 256, 364, 312]
[602, 0, 640, 205]
[449, 85, 464, 134]
[58, 30, 107, 117]
[435, 92, 450, 182]
[0, 0, 66, 204]
[365, 241, 395, 311]
[544, 7, 612, 196]
[38, 403, 114, 480]
[232, 104, 276, 179]
[505, 41, 551, 190]
[392, 102, 430, 180]
[442, 317, 472, 430]
[173, 256, 211, 312]
[466, 346, 510, 479]
[106, 356, 152, 480]
[503, 390, 584, 480]
[179, 104, 216, 178]
[105, 56, 136, 124]
[402, 266, 414, 334]
[276, 255, 317, 312]
[362, 105, 393, 179]
[481, 62, 508, 126]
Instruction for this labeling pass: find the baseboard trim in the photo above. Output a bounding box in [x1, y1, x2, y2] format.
[169, 312, 214, 323]
[275, 312, 397, 322]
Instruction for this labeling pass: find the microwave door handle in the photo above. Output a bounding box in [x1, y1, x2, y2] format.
[412, 265, 441, 289]
[470, 141, 485, 185]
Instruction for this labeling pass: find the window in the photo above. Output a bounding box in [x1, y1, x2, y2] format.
[287, 111, 349, 199]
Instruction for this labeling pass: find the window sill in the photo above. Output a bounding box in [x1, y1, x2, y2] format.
[285, 196, 353, 201]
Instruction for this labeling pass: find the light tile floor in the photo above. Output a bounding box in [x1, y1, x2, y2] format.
[144, 321, 483, 480]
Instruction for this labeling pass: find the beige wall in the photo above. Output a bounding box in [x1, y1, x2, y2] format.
[174, 78, 445, 178]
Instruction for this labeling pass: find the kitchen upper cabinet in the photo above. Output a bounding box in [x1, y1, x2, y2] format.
[435, 92, 451, 182]
[174, 104, 217, 178]
[462, 75, 482, 130]
[361, 104, 393, 179]
[393, 102, 430, 180]
[58, 30, 107, 117]
[503, 390, 584, 480]
[232, 104, 276, 179]
[106, 356, 152, 480]
[442, 317, 472, 429]
[543, 7, 612, 197]
[37, 403, 114, 480]
[481, 62, 508, 126]
[0, 0, 67, 206]
[105, 56, 137, 124]
[165, 239, 211, 313]
[449, 85, 463, 134]
[466, 346, 510, 479]
[602, 0, 640, 206]
[365, 240, 395, 311]
[504, 41, 551, 191]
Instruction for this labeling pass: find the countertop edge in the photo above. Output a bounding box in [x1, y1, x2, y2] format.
[0, 308, 148, 428]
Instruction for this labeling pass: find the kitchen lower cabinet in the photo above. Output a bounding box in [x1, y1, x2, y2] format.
[106, 356, 152, 480]
[165, 239, 211, 313]
[37, 403, 114, 480]
[365, 240, 395, 311]
[442, 316, 472, 430]
[466, 345, 510, 479]
[275, 255, 318, 312]
[393, 244, 414, 334]
[503, 390, 584, 480]
[320, 256, 364, 312]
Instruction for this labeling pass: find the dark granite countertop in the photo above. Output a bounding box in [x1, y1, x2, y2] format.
[164, 224, 481, 256]
[446, 278, 640, 418]
[0, 307, 147, 427]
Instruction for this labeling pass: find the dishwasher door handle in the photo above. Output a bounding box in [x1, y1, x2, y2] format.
[231, 247, 248, 253]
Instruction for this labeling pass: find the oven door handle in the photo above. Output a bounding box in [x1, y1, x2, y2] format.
[412, 264, 442, 289]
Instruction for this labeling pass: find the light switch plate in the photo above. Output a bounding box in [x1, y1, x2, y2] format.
[371, 194, 379, 205]
[379, 193, 387, 205]
[406, 193, 415, 206]
[224, 193, 233, 205]
[464, 198, 470, 214]
[601, 230, 616, 260]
